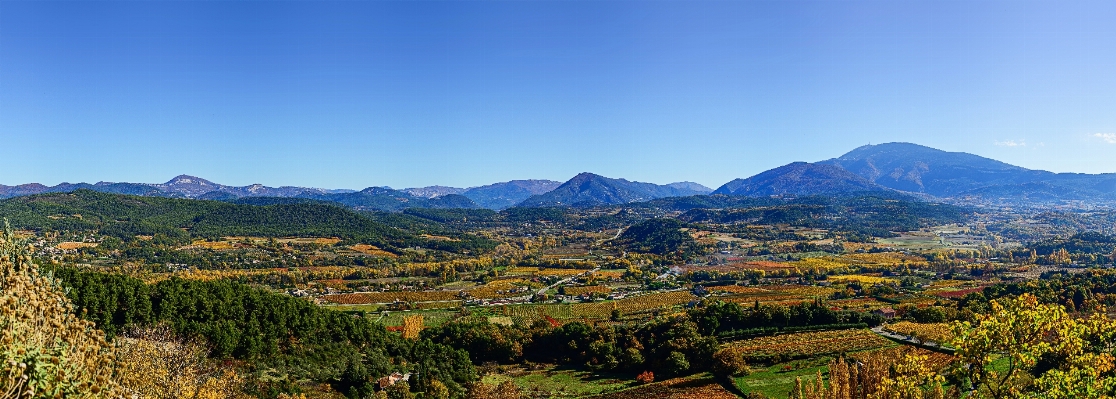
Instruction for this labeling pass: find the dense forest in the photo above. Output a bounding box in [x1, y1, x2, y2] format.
[50, 268, 476, 398]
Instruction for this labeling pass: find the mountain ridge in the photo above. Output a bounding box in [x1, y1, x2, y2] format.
[518, 173, 712, 207]
[6, 142, 1116, 207]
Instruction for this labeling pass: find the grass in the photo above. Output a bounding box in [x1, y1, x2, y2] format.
[482, 367, 635, 398]
[735, 358, 832, 399]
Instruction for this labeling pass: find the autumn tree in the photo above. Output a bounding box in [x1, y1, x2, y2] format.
[115, 324, 247, 399]
[950, 293, 1116, 398]
[711, 347, 749, 379]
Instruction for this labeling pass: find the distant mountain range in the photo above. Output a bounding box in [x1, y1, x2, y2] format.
[4, 142, 1116, 208]
[0, 175, 356, 200]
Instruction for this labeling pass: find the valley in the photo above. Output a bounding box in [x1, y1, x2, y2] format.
[5, 143, 1116, 399]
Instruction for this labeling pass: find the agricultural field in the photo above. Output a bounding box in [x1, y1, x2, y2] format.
[725, 329, 895, 362]
[882, 321, 954, 345]
[584, 376, 739, 399]
[482, 369, 636, 398]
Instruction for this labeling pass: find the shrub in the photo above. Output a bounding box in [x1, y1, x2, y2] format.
[0, 222, 124, 398]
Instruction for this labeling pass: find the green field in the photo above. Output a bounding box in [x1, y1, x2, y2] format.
[483, 368, 636, 398]
[734, 359, 832, 398]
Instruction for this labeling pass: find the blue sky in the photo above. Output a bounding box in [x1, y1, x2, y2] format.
[2, 1, 1115, 190]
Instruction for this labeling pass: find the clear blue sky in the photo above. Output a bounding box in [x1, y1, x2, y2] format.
[2, 1, 1115, 190]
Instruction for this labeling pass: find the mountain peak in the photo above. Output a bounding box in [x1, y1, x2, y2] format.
[570, 172, 607, 181]
[824, 142, 1035, 195]
[164, 175, 216, 186]
[518, 173, 709, 207]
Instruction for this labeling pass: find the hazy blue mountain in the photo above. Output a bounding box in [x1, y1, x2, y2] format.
[0, 175, 355, 200]
[665, 182, 713, 194]
[0, 182, 163, 199]
[461, 180, 562, 209]
[822, 142, 1116, 200]
[713, 162, 888, 197]
[820, 143, 1044, 196]
[517, 173, 710, 207]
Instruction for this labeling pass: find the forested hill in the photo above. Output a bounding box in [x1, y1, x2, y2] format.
[0, 189, 411, 245]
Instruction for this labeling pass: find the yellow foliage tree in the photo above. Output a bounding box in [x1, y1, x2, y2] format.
[402, 315, 424, 340]
[950, 293, 1116, 399]
[114, 324, 247, 399]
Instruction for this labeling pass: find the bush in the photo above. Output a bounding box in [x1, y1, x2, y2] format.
[711, 347, 749, 378]
[0, 223, 124, 398]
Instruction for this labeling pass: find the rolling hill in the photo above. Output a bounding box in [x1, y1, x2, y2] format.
[0, 190, 404, 242]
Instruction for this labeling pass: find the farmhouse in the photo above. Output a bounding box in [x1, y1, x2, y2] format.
[873, 307, 897, 319]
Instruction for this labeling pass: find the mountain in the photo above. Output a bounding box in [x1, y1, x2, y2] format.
[822, 142, 1116, 201]
[0, 182, 163, 198]
[821, 143, 1044, 196]
[461, 180, 562, 209]
[517, 173, 710, 207]
[402, 186, 467, 199]
[426, 194, 482, 209]
[0, 175, 353, 200]
[713, 162, 888, 197]
[153, 175, 224, 197]
[665, 182, 714, 194]
[155, 175, 354, 198]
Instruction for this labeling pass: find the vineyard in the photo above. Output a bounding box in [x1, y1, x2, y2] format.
[491, 291, 698, 323]
[468, 278, 534, 299]
[883, 321, 954, 344]
[762, 285, 839, 297]
[852, 345, 955, 372]
[828, 275, 896, 285]
[585, 376, 738, 399]
[726, 329, 893, 361]
[537, 268, 592, 277]
[563, 285, 612, 296]
[322, 290, 461, 304]
[706, 285, 769, 294]
[349, 244, 397, 257]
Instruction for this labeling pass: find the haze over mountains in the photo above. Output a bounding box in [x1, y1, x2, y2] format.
[4, 142, 1116, 209]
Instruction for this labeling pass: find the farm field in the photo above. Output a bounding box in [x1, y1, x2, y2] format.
[482, 368, 636, 398]
[726, 329, 895, 361]
[583, 375, 739, 399]
[734, 360, 830, 398]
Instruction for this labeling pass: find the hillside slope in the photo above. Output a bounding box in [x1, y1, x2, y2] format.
[713, 162, 888, 197]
